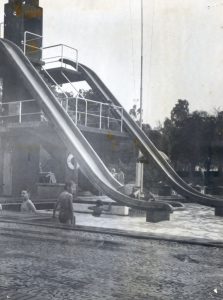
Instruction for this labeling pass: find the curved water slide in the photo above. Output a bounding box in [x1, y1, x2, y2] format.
[67, 62, 223, 208]
[0, 38, 175, 211]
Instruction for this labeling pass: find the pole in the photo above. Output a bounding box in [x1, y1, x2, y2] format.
[136, 0, 144, 198]
[139, 0, 144, 195]
[139, 0, 143, 129]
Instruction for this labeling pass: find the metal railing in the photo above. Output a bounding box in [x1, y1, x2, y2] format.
[23, 31, 42, 57]
[23, 31, 79, 71]
[42, 44, 79, 71]
[60, 96, 123, 132]
[0, 99, 43, 124]
[41, 67, 69, 105]
[61, 71, 84, 98]
[59, 67, 123, 131]
[20, 31, 123, 132]
[0, 97, 123, 132]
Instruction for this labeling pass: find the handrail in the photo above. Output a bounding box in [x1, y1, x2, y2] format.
[23, 32, 79, 71]
[0, 112, 42, 118]
[0, 98, 122, 130]
[61, 95, 123, 113]
[60, 95, 122, 110]
[65, 97, 122, 130]
[24, 31, 43, 38]
[22, 31, 122, 131]
[43, 44, 77, 51]
[74, 111, 122, 122]
[24, 31, 42, 56]
[56, 94, 123, 131]
[41, 67, 68, 101]
[0, 99, 43, 124]
[24, 44, 40, 50]
[42, 44, 79, 70]
[43, 59, 121, 131]
[1, 99, 35, 105]
[42, 56, 62, 61]
[61, 71, 85, 99]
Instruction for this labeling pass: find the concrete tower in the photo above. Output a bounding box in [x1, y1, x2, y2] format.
[4, 0, 43, 62]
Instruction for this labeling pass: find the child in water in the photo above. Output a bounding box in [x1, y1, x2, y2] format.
[20, 190, 37, 213]
[88, 200, 112, 217]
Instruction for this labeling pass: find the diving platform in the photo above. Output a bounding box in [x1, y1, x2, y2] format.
[43, 67, 84, 85]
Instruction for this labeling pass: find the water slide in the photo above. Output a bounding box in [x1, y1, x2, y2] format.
[70, 62, 223, 208]
[0, 38, 176, 212]
[1, 38, 223, 210]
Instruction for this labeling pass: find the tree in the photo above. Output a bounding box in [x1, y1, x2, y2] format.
[171, 99, 189, 126]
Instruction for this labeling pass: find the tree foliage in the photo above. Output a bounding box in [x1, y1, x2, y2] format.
[157, 100, 223, 171]
[170, 99, 189, 126]
[138, 99, 223, 188]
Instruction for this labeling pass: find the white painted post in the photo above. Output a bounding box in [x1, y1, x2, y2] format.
[75, 97, 78, 125]
[65, 98, 68, 112]
[99, 103, 102, 129]
[85, 101, 88, 126]
[121, 108, 123, 132]
[19, 101, 22, 123]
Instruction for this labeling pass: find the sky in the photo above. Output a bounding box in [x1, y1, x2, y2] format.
[1, 0, 223, 127]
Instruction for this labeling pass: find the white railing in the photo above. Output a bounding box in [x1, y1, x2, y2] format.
[0, 99, 44, 124]
[23, 31, 42, 57]
[42, 44, 79, 71]
[23, 31, 79, 71]
[60, 96, 123, 132]
[0, 22, 4, 38]
[41, 67, 69, 103]
[61, 71, 84, 98]
[20, 32, 123, 132]
[0, 98, 123, 132]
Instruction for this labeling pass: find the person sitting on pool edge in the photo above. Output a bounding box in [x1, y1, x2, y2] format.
[20, 190, 37, 213]
[53, 180, 76, 225]
[88, 200, 112, 217]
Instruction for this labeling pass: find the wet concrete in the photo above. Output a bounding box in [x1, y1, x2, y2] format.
[2, 203, 223, 244]
[43, 203, 223, 243]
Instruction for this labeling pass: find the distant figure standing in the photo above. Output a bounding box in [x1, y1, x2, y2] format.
[129, 105, 137, 121]
[20, 190, 37, 213]
[204, 156, 211, 186]
[53, 181, 76, 225]
[116, 168, 125, 184]
[111, 168, 118, 180]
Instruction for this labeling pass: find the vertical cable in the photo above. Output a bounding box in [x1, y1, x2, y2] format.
[129, 0, 137, 100]
[139, 0, 143, 128]
[148, 0, 156, 115]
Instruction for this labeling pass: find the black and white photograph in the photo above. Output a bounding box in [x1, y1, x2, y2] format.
[0, 0, 223, 299]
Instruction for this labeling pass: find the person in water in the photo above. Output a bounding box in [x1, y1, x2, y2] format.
[20, 190, 37, 213]
[53, 181, 75, 225]
[88, 200, 112, 217]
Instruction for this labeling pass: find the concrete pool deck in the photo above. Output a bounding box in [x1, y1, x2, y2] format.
[1, 204, 223, 299]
